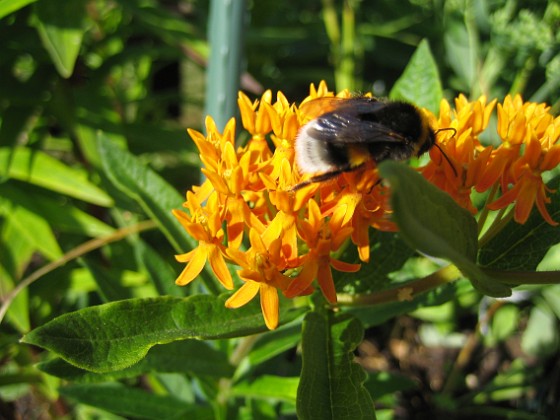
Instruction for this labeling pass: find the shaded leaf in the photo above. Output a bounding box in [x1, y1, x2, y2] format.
[297, 311, 375, 420]
[38, 340, 233, 382]
[379, 161, 511, 297]
[60, 383, 213, 420]
[96, 135, 195, 255]
[479, 178, 560, 270]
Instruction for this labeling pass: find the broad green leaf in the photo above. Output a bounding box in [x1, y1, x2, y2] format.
[0, 147, 113, 206]
[22, 294, 306, 372]
[96, 135, 196, 255]
[379, 161, 511, 297]
[389, 39, 443, 113]
[33, 0, 87, 78]
[232, 376, 299, 402]
[479, 178, 560, 270]
[297, 311, 375, 420]
[0, 0, 38, 19]
[0, 189, 62, 261]
[60, 383, 213, 420]
[38, 340, 234, 382]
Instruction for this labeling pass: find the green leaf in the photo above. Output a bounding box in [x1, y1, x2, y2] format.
[478, 178, 560, 270]
[33, 0, 87, 78]
[378, 160, 511, 297]
[134, 240, 186, 297]
[232, 376, 299, 402]
[80, 258, 134, 302]
[521, 304, 559, 358]
[338, 230, 415, 293]
[0, 147, 113, 206]
[60, 383, 213, 420]
[96, 133, 222, 293]
[0, 0, 38, 19]
[489, 304, 519, 343]
[0, 183, 113, 237]
[38, 340, 234, 382]
[22, 294, 306, 373]
[443, 20, 476, 92]
[297, 311, 375, 420]
[0, 186, 62, 261]
[247, 324, 302, 366]
[389, 39, 443, 113]
[96, 134, 195, 255]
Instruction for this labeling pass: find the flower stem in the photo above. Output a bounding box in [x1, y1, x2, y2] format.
[477, 182, 499, 235]
[478, 206, 513, 248]
[336, 265, 461, 306]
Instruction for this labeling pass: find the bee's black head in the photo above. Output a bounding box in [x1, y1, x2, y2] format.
[375, 102, 435, 155]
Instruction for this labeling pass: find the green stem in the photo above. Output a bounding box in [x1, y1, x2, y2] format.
[510, 55, 536, 97]
[338, 0, 356, 91]
[480, 268, 560, 285]
[337, 265, 461, 306]
[477, 181, 499, 235]
[478, 206, 513, 248]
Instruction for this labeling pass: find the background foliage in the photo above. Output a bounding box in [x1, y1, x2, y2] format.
[1, 0, 559, 418]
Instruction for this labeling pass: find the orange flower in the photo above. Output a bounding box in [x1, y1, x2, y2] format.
[225, 227, 292, 330]
[174, 83, 560, 329]
[173, 192, 233, 289]
[285, 199, 359, 303]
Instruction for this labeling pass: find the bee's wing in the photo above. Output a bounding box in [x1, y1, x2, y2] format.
[307, 111, 407, 145]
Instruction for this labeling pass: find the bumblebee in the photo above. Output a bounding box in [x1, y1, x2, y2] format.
[293, 96, 451, 190]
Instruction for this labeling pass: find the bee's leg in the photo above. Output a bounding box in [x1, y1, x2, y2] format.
[290, 164, 363, 191]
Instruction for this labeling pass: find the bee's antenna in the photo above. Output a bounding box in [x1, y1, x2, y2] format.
[434, 128, 458, 177]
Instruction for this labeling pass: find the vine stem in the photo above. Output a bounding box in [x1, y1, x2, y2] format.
[337, 265, 461, 306]
[0, 220, 157, 325]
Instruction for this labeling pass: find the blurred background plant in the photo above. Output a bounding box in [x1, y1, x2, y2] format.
[1, 0, 559, 418]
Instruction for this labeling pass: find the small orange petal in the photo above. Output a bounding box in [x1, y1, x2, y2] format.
[285, 258, 318, 298]
[225, 281, 260, 308]
[260, 283, 279, 330]
[175, 245, 208, 286]
[330, 258, 361, 273]
[317, 262, 337, 303]
[208, 245, 233, 290]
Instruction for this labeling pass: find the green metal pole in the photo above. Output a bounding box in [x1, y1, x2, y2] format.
[204, 0, 247, 132]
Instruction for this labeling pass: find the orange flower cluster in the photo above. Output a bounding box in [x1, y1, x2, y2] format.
[174, 82, 560, 329]
[423, 94, 560, 224]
